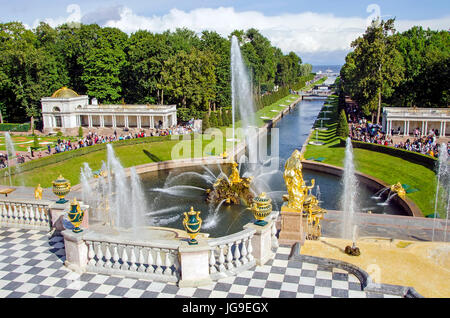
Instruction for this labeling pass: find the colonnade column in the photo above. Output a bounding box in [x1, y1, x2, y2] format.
[100, 115, 105, 128]
[125, 116, 129, 128]
[137, 116, 141, 129]
[112, 115, 117, 128]
[88, 115, 93, 128]
[150, 116, 154, 129]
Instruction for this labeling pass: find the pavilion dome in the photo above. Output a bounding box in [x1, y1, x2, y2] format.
[51, 87, 79, 98]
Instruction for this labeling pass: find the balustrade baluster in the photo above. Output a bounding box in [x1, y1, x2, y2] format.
[104, 244, 112, 268]
[172, 251, 180, 278]
[240, 238, 248, 265]
[23, 205, 29, 225]
[218, 245, 226, 272]
[209, 249, 217, 274]
[129, 247, 137, 272]
[137, 248, 146, 272]
[0, 204, 6, 222]
[12, 205, 18, 222]
[88, 242, 96, 266]
[271, 220, 279, 249]
[112, 245, 120, 269]
[40, 207, 48, 227]
[233, 240, 242, 267]
[247, 235, 254, 262]
[29, 205, 35, 226]
[146, 248, 154, 273]
[95, 243, 104, 267]
[120, 246, 129, 270]
[7, 204, 13, 223]
[163, 250, 172, 276]
[226, 243, 234, 270]
[17, 204, 24, 224]
[155, 248, 163, 275]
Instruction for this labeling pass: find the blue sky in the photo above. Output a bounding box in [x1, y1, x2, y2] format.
[1, 1, 449, 64]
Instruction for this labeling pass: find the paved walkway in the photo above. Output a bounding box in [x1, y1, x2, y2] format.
[0, 227, 403, 298]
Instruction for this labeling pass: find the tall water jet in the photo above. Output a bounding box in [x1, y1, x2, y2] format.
[4, 132, 21, 186]
[432, 143, 449, 241]
[341, 137, 359, 240]
[231, 35, 256, 157]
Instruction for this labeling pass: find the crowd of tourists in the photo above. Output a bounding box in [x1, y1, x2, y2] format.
[348, 115, 447, 158]
[51, 122, 198, 155]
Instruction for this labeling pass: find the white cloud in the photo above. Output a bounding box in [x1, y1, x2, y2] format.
[29, 5, 450, 63]
[103, 6, 450, 56]
[32, 4, 82, 29]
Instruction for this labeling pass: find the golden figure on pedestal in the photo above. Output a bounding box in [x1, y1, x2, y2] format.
[34, 184, 43, 200]
[283, 150, 306, 210]
[281, 149, 327, 240]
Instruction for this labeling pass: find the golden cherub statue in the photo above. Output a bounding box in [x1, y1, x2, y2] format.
[34, 184, 43, 200]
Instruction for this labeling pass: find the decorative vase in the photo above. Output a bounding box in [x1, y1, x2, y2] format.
[67, 198, 84, 233]
[52, 174, 71, 204]
[182, 207, 202, 245]
[251, 192, 272, 226]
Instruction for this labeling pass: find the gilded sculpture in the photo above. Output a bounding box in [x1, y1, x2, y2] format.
[34, 184, 43, 200]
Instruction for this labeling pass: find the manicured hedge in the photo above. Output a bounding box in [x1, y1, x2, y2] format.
[0, 135, 172, 178]
[345, 139, 438, 170]
[0, 123, 31, 132]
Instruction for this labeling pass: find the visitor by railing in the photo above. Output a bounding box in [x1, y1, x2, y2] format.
[0, 199, 51, 230]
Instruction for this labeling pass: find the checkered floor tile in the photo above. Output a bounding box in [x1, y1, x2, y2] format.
[0, 227, 403, 298]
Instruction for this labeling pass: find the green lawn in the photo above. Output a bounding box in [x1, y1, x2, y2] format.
[304, 96, 439, 217]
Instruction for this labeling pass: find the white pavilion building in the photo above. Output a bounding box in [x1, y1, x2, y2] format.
[382, 107, 449, 137]
[41, 87, 177, 135]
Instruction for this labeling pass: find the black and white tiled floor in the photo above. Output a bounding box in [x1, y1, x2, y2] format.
[0, 227, 401, 298]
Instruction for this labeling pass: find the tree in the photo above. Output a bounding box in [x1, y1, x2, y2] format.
[201, 112, 210, 133]
[161, 49, 216, 111]
[336, 109, 349, 138]
[209, 112, 218, 127]
[221, 109, 229, 126]
[343, 19, 404, 123]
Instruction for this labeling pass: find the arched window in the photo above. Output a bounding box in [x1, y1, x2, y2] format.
[53, 106, 61, 112]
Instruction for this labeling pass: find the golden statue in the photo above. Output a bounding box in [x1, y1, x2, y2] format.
[34, 184, 43, 200]
[229, 161, 242, 185]
[390, 182, 406, 198]
[283, 150, 306, 210]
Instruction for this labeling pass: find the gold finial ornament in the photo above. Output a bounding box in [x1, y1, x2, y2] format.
[67, 197, 85, 233]
[34, 184, 43, 200]
[52, 174, 71, 204]
[182, 207, 202, 245]
[250, 192, 273, 226]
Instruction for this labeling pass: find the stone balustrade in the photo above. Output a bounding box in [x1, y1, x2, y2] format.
[0, 199, 52, 230]
[82, 232, 180, 283]
[208, 228, 256, 280]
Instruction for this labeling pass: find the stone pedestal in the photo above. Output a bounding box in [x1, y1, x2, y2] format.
[244, 221, 274, 266]
[278, 204, 305, 246]
[178, 241, 213, 288]
[62, 229, 88, 274]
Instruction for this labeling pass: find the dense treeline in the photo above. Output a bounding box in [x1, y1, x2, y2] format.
[339, 19, 449, 124]
[0, 22, 312, 125]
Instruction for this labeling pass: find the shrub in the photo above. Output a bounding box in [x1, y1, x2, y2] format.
[209, 112, 218, 128]
[78, 126, 83, 138]
[201, 112, 210, 133]
[221, 109, 229, 126]
[33, 135, 40, 149]
[0, 123, 30, 132]
[336, 109, 349, 138]
[216, 110, 223, 127]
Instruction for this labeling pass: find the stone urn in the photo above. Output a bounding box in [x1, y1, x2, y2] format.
[52, 174, 71, 204]
[67, 198, 84, 233]
[251, 192, 272, 226]
[182, 207, 202, 245]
